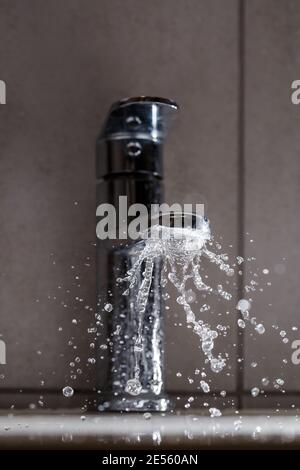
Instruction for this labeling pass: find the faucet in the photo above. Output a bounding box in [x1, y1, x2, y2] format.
[96, 96, 178, 411]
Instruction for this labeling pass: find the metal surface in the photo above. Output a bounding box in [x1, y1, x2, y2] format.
[97, 97, 178, 177]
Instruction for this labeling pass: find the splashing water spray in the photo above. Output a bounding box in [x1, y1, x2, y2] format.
[97, 210, 266, 413]
[121, 212, 230, 396]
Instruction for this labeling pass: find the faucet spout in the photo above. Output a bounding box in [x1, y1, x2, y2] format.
[95, 97, 178, 412]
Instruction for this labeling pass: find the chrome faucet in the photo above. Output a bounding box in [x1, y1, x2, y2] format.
[96, 97, 178, 411]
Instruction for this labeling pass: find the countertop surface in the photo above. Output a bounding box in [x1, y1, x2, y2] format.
[0, 410, 300, 449]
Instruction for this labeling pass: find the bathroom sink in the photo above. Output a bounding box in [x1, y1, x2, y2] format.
[0, 410, 300, 449]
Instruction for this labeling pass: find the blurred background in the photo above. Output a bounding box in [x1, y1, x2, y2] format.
[0, 0, 300, 410]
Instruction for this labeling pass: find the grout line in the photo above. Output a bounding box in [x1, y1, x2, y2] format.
[236, 0, 246, 410]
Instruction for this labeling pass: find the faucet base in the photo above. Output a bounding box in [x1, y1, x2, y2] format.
[97, 395, 173, 412]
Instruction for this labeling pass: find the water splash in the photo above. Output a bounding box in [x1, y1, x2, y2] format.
[119, 216, 247, 394]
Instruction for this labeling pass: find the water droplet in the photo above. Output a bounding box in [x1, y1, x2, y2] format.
[251, 387, 260, 397]
[236, 299, 251, 312]
[275, 378, 284, 386]
[125, 378, 142, 396]
[209, 407, 222, 418]
[62, 386, 74, 398]
[200, 304, 210, 312]
[104, 303, 113, 312]
[255, 324, 265, 335]
[200, 380, 210, 393]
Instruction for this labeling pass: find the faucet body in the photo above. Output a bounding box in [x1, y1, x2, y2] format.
[96, 97, 178, 411]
